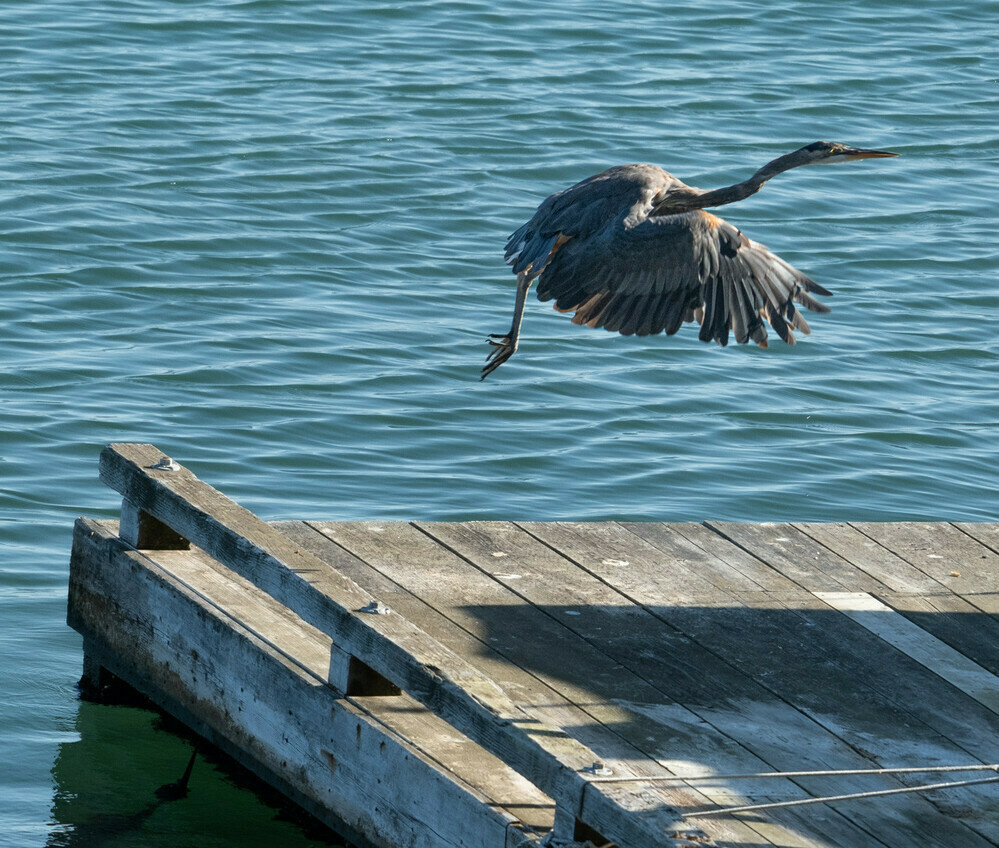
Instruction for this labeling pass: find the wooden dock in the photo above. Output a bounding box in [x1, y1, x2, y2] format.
[68, 443, 999, 848]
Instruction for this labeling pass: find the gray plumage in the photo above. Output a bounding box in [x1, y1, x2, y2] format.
[483, 141, 897, 378]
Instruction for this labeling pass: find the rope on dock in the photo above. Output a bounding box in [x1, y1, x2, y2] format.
[585, 762, 999, 783]
[583, 763, 999, 818]
[693, 770, 999, 818]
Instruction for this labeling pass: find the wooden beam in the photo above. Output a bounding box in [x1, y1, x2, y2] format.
[69, 519, 547, 848]
[95, 443, 693, 847]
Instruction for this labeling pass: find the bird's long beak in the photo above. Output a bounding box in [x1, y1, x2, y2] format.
[842, 147, 899, 159]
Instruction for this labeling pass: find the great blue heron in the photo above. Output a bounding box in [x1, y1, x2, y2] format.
[482, 141, 898, 379]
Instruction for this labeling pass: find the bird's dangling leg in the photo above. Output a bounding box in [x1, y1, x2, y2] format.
[482, 273, 532, 379]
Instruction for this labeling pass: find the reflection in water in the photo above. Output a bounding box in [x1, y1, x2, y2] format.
[48, 685, 343, 848]
[47, 747, 195, 847]
[154, 747, 198, 802]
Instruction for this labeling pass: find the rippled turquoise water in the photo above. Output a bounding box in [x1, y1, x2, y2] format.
[3, 0, 998, 844]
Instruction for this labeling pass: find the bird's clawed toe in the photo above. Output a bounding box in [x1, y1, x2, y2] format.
[481, 335, 517, 379]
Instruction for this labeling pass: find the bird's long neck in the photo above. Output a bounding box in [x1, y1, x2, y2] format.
[653, 150, 807, 215]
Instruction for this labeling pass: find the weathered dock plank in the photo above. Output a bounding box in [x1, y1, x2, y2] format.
[850, 522, 999, 596]
[796, 522, 999, 676]
[792, 523, 944, 594]
[621, 521, 802, 595]
[67, 445, 999, 848]
[704, 521, 890, 594]
[678, 522, 999, 845]
[410, 520, 887, 848]
[813, 591, 999, 714]
[311, 520, 775, 847]
[514, 521, 999, 848]
[95, 444, 700, 848]
[69, 519, 547, 848]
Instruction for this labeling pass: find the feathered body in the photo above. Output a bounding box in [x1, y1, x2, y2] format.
[506, 163, 828, 347]
[483, 142, 897, 378]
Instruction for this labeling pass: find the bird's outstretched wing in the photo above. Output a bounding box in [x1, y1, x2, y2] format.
[510, 207, 831, 347]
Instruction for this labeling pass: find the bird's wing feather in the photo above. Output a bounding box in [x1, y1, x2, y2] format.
[505, 165, 671, 277]
[528, 208, 830, 345]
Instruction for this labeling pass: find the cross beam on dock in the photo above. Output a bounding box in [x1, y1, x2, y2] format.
[67, 443, 999, 848]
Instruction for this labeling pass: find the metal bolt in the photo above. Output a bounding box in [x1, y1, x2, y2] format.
[585, 761, 614, 776]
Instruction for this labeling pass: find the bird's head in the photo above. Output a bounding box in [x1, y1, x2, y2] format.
[797, 141, 899, 164]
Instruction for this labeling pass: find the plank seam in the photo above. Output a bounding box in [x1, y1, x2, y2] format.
[847, 522, 999, 618]
[328, 522, 675, 773]
[701, 521, 899, 595]
[843, 523, 961, 593]
[792, 523, 953, 595]
[512, 522, 999, 847]
[953, 524, 999, 559]
[303, 521, 722, 846]
[812, 591, 999, 718]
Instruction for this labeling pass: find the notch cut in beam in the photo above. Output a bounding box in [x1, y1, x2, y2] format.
[120, 498, 189, 550]
[347, 656, 402, 697]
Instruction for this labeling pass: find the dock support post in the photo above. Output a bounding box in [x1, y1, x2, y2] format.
[76, 642, 147, 706]
[119, 498, 189, 550]
[550, 804, 577, 844]
[78, 651, 110, 699]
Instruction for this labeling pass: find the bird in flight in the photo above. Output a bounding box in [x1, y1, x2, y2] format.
[482, 141, 897, 379]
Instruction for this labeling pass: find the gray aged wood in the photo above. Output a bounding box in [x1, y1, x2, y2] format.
[95, 443, 690, 847]
[792, 523, 942, 594]
[851, 522, 999, 596]
[310, 520, 761, 847]
[119, 497, 189, 549]
[513, 521, 999, 848]
[796, 522, 999, 675]
[69, 519, 548, 848]
[67, 444, 999, 848]
[407, 520, 876, 848]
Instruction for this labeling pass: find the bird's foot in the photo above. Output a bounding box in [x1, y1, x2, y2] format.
[481, 334, 517, 379]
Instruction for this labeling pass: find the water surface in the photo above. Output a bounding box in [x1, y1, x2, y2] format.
[2, 1, 998, 844]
